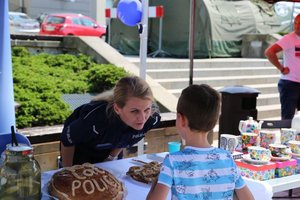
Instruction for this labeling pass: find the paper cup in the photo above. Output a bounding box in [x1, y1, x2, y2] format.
[168, 142, 181, 153]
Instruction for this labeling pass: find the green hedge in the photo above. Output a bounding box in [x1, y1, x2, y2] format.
[12, 47, 128, 128]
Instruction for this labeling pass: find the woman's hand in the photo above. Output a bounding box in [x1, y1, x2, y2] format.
[104, 154, 118, 161]
[104, 148, 123, 161]
[281, 67, 290, 75]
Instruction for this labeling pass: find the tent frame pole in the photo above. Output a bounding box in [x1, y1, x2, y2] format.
[189, 0, 196, 86]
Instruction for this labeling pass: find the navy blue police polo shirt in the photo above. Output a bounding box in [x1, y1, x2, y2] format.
[61, 100, 161, 165]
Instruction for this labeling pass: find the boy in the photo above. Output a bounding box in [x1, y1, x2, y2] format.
[147, 84, 254, 200]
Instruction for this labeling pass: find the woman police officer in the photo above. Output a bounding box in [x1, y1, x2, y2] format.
[60, 76, 161, 167]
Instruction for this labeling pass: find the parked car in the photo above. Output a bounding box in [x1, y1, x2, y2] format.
[39, 13, 106, 38]
[9, 12, 40, 34]
[36, 13, 48, 26]
[274, 2, 300, 25]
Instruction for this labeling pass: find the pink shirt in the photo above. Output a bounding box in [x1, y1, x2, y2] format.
[276, 32, 300, 83]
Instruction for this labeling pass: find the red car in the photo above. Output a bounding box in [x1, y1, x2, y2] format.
[40, 13, 106, 38]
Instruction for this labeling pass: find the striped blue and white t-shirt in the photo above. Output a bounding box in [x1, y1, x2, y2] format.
[158, 146, 245, 200]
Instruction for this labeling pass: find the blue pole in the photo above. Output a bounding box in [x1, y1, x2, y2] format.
[0, 1, 31, 155]
[0, 0, 16, 134]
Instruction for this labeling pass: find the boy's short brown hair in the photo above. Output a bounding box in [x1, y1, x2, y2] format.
[177, 84, 220, 132]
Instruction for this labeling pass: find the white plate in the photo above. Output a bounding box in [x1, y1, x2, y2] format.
[271, 155, 291, 161]
[242, 154, 269, 165]
[41, 182, 58, 200]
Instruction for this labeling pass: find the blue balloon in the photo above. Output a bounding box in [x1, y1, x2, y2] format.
[117, 0, 142, 27]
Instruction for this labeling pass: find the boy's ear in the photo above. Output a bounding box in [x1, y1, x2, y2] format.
[179, 113, 187, 127]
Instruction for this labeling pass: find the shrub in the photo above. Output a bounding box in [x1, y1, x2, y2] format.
[12, 46, 30, 57]
[87, 64, 129, 92]
[12, 47, 129, 128]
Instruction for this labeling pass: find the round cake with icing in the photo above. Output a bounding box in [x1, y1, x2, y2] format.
[48, 163, 125, 200]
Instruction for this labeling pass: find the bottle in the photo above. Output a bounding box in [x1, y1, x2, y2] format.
[0, 144, 41, 199]
[292, 111, 300, 140]
[292, 111, 300, 132]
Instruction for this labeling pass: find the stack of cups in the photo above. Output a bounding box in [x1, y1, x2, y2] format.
[219, 134, 239, 154]
[280, 128, 297, 158]
[281, 128, 297, 146]
[260, 130, 276, 149]
[288, 140, 300, 156]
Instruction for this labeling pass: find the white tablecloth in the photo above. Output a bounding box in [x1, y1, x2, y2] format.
[244, 177, 273, 200]
[41, 152, 274, 200]
[41, 153, 170, 200]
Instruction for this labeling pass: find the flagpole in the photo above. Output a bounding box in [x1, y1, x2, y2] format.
[189, 0, 196, 86]
[0, 0, 16, 134]
[137, 0, 149, 156]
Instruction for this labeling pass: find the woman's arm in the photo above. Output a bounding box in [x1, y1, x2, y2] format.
[60, 143, 75, 167]
[264, 44, 287, 73]
[110, 148, 123, 157]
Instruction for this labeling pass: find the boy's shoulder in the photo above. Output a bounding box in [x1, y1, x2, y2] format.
[168, 146, 232, 155]
[166, 147, 233, 165]
[181, 146, 229, 152]
[181, 146, 232, 158]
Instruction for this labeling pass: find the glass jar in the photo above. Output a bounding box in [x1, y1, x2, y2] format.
[0, 144, 41, 199]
